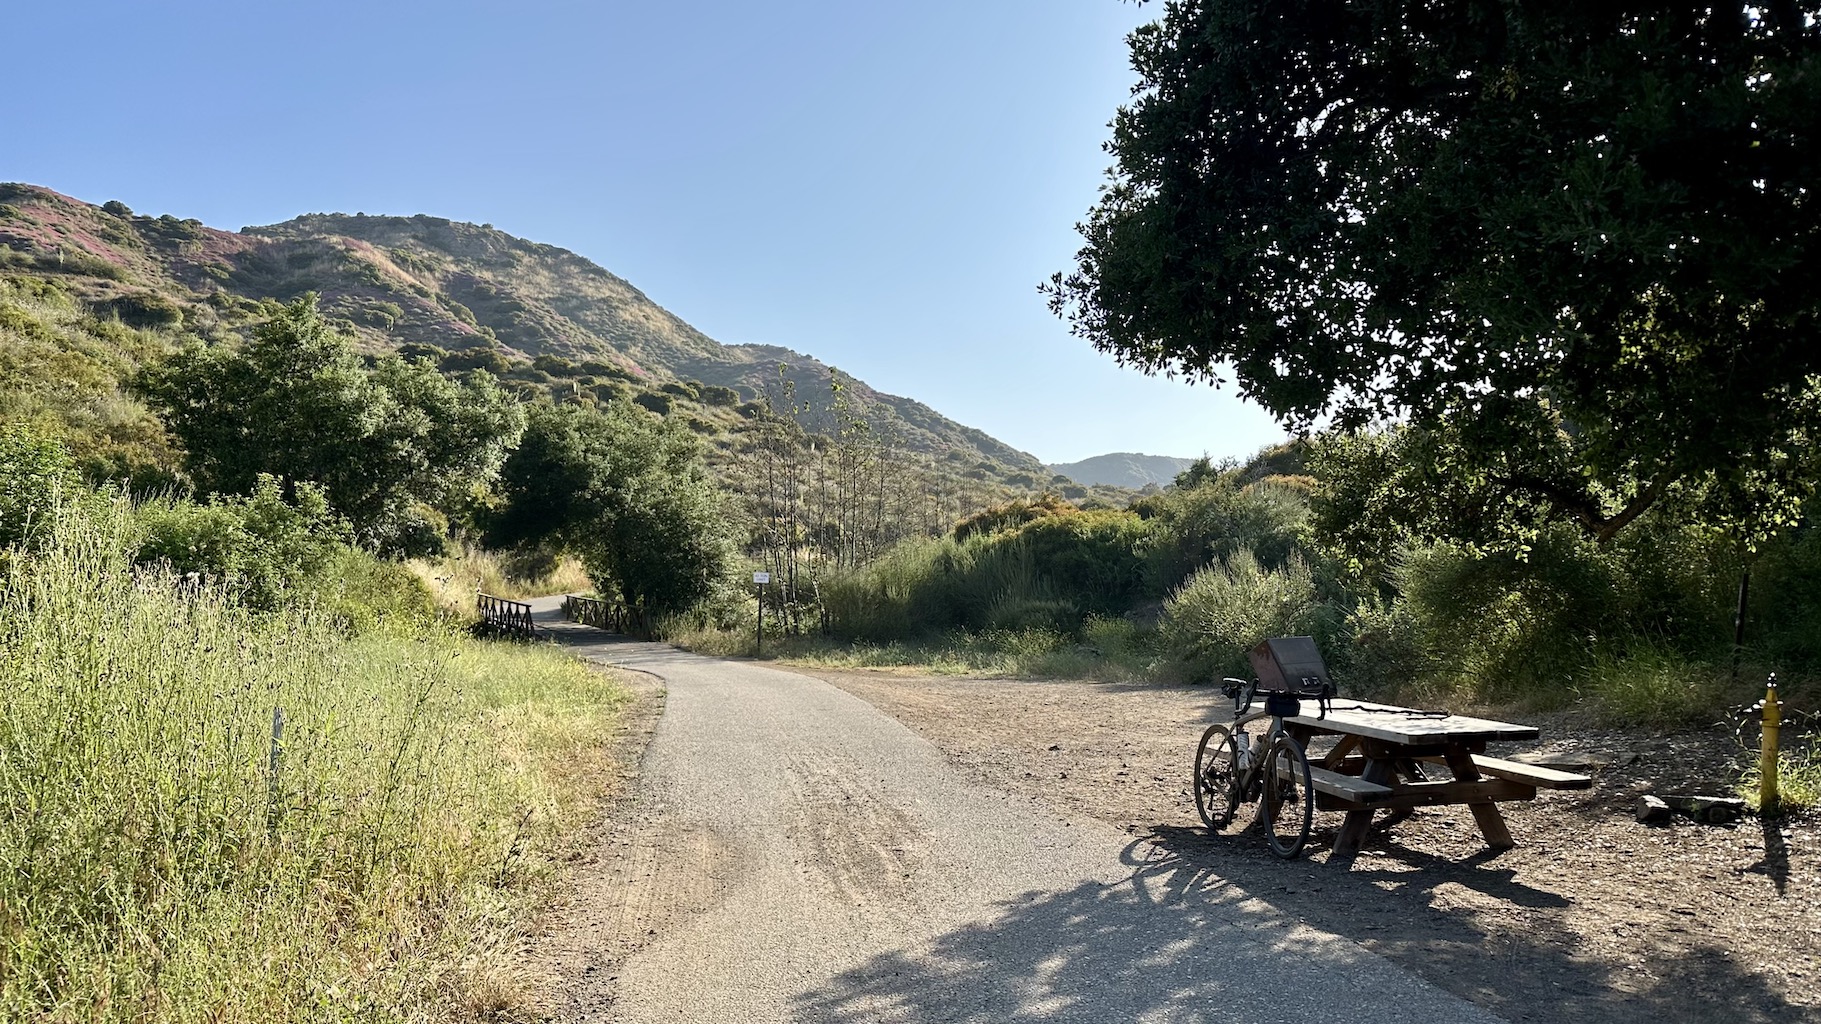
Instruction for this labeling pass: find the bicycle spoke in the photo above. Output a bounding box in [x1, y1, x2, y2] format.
[1193, 724, 1241, 830]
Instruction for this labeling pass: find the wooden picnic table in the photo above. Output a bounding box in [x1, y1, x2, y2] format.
[1280, 699, 1592, 857]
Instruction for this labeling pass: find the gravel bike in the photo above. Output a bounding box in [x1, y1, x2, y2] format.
[1193, 677, 1315, 859]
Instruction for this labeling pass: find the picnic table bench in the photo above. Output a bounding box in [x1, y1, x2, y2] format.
[1280, 700, 1592, 857]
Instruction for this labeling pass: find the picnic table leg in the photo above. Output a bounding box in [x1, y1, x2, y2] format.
[1321, 734, 1361, 769]
[1331, 757, 1396, 857]
[1443, 748, 1515, 849]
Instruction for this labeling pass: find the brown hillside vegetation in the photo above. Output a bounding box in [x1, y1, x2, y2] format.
[0, 182, 1067, 498]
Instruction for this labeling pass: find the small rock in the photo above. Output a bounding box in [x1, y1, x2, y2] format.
[1637, 795, 1673, 825]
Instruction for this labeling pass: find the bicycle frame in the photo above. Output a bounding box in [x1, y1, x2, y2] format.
[1194, 676, 1317, 858]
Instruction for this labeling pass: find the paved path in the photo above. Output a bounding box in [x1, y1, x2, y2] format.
[529, 598, 1508, 1024]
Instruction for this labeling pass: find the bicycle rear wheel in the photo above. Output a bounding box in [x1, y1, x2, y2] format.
[1260, 732, 1313, 859]
[1193, 723, 1242, 830]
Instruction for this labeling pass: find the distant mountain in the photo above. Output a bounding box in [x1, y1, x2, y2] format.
[1047, 452, 1195, 489]
[0, 184, 1048, 488]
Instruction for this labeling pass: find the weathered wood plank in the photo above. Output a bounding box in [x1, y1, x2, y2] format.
[1288, 700, 1538, 746]
[1307, 765, 1395, 803]
[1437, 753, 1593, 791]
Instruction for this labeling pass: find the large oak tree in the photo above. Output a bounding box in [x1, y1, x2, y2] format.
[1049, 1, 1821, 541]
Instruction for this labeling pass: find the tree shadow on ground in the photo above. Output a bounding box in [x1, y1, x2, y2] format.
[795, 828, 1801, 1024]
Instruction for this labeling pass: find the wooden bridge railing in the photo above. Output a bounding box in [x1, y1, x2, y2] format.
[476, 593, 536, 640]
[562, 594, 633, 634]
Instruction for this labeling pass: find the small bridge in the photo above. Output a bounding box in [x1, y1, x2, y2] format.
[476, 594, 537, 640]
[562, 594, 633, 634]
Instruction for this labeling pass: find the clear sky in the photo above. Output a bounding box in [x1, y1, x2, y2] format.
[8, 1, 1288, 466]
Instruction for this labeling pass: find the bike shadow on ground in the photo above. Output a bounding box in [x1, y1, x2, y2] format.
[794, 823, 1800, 1024]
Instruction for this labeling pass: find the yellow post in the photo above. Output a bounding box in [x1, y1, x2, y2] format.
[1761, 673, 1782, 815]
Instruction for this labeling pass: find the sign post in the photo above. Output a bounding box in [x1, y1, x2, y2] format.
[753, 571, 771, 656]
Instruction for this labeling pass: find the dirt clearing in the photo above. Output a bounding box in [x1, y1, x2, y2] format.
[802, 667, 1819, 1024]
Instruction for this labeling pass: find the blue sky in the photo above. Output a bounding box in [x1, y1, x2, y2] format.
[8, 1, 1287, 465]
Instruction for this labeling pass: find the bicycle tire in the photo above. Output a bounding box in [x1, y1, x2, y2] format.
[1193, 723, 1243, 830]
[1260, 732, 1314, 859]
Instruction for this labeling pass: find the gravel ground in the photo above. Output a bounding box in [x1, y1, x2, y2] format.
[795, 667, 1819, 1024]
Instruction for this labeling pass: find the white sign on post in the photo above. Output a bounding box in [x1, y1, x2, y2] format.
[753, 572, 772, 585]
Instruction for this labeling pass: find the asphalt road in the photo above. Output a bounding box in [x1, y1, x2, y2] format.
[529, 599, 1508, 1024]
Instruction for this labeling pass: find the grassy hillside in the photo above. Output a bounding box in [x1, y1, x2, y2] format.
[0, 183, 1061, 499]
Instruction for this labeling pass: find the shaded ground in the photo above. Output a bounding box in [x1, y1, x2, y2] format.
[798, 667, 1819, 1024]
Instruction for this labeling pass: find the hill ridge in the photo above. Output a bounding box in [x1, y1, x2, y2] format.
[0, 183, 1049, 483]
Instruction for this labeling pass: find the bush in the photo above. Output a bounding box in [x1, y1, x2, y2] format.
[699, 384, 741, 407]
[633, 391, 672, 415]
[953, 494, 1078, 541]
[319, 546, 438, 633]
[1746, 520, 1821, 673]
[533, 354, 579, 376]
[1161, 549, 1328, 679]
[96, 292, 185, 330]
[1012, 509, 1153, 613]
[1575, 640, 1718, 727]
[134, 475, 348, 611]
[1143, 476, 1311, 591]
[0, 423, 84, 550]
[1330, 595, 1434, 699]
[439, 345, 509, 374]
[1396, 530, 1618, 700]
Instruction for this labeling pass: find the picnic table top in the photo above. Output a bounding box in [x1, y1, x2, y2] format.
[1284, 699, 1538, 747]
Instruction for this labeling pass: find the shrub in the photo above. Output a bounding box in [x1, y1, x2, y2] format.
[533, 354, 578, 376]
[1745, 519, 1821, 673]
[319, 546, 438, 633]
[633, 391, 672, 415]
[1144, 476, 1311, 591]
[1576, 640, 1717, 727]
[96, 292, 185, 330]
[1011, 509, 1153, 614]
[1330, 595, 1434, 699]
[1396, 530, 1619, 701]
[1161, 549, 1327, 679]
[0, 423, 84, 550]
[439, 345, 509, 374]
[699, 384, 741, 406]
[952, 493, 1077, 541]
[134, 475, 348, 611]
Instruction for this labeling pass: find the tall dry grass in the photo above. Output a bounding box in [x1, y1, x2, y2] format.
[407, 544, 593, 620]
[0, 504, 625, 1021]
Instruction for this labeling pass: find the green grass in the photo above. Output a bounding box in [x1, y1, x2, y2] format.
[1741, 750, 1821, 815]
[0, 504, 627, 1022]
[1740, 749, 1821, 815]
[666, 614, 1171, 683]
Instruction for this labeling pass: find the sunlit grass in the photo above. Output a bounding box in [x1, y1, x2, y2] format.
[664, 613, 1170, 683]
[0, 504, 625, 1022]
[406, 543, 593, 620]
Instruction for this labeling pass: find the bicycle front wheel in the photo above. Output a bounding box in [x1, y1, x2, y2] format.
[1260, 732, 1314, 859]
[1193, 723, 1242, 830]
